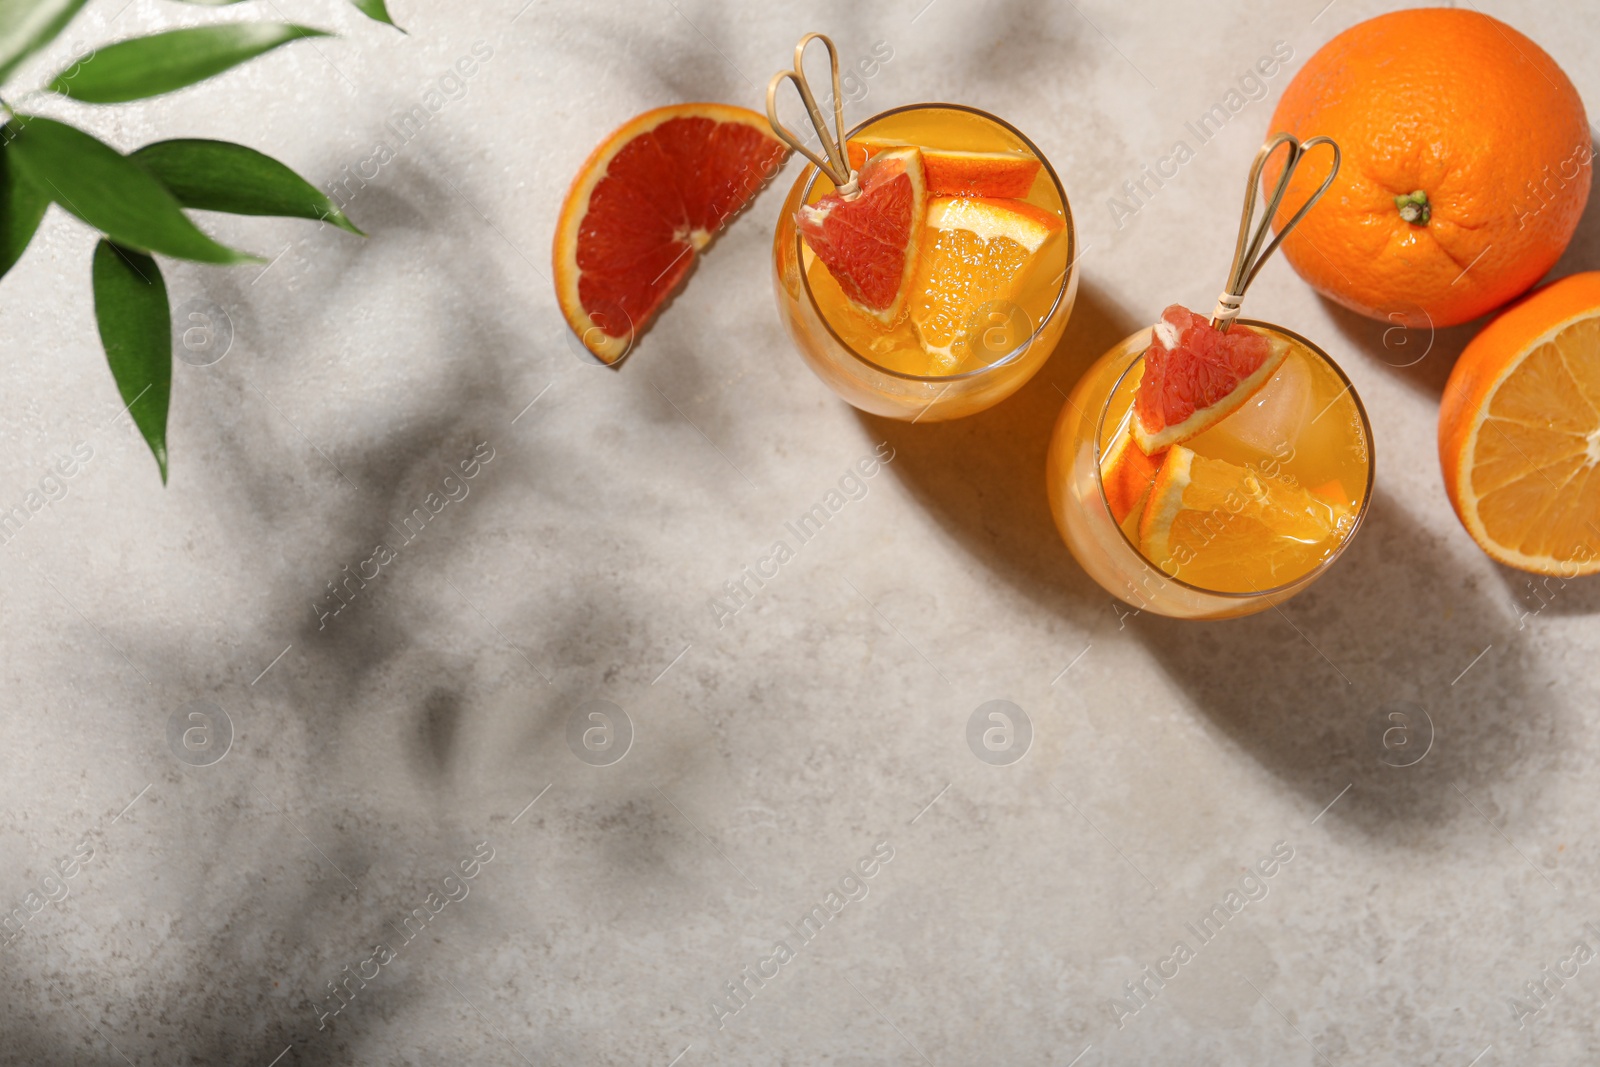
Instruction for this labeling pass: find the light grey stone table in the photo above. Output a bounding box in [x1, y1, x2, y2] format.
[3, 0, 1599, 1063]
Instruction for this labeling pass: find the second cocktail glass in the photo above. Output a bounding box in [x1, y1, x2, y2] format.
[1048, 320, 1374, 620]
[1047, 133, 1373, 619]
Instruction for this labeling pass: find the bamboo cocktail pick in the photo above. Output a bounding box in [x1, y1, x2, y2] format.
[1211, 133, 1341, 331]
[765, 33, 860, 199]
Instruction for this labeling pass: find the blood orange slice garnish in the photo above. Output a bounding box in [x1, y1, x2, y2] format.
[1138, 445, 1352, 592]
[797, 146, 928, 324]
[909, 196, 1063, 369]
[1101, 413, 1163, 525]
[848, 137, 1040, 198]
[553, 103, 788, 363]
[1132, 305, 1290, 454]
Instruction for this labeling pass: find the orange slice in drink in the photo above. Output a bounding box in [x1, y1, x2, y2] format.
[1139, 445, 1352, 592]
[797, 146, 929, 324]
[1101, 415, 1162, 524]
[909, 196, 1063, 369]
[848, 137, 1040, 198]
[1439, 271, 1600, 575]
[1133, 305, 1290, 454]
[553, 104, 789, 363]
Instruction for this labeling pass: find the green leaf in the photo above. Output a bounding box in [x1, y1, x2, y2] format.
[0, 142, 48, 280]
[0, 0, 91, 84]
[92, 240, 171, 483]
[6, 116, 259, 265]
[133, 138, 363, 236]
[45, 23, 332, 103]
[350, 0, 405, 31]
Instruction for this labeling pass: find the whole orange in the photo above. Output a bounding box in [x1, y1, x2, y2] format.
[1264, 8, 1590, 328]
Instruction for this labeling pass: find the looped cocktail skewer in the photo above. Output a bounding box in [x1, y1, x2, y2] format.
[1211, 133, 1341, 330]
[765, 33, 859, 199]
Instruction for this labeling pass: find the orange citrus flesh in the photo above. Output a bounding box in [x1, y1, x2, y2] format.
[1440, 271, 1600, 573]
[848, 136, 1041, 198]
[1100, 409, 1162, 524]
[908, 196, 1063, 371]
[1139, 445, 1354, 593]
[553, 103, 788, 363]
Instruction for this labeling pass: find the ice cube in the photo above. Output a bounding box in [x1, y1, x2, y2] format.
[1189, 350, 1312, 463]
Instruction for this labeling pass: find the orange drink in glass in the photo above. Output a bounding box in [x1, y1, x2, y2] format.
[1048, 318, 1373, 620]
[771, 102, 1077, 421]
[1047, 132, 1372, 619]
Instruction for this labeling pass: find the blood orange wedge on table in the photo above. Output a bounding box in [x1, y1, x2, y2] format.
[797, 146, 928, 324]
[847, 136, 1041, 198]
[553, 103, 789, 363]
[1133, 305, 1290, 453]
[1440, 271, 1600, 575]
[1139, 445, 1352, 592]
[909, 196, 1063, 369]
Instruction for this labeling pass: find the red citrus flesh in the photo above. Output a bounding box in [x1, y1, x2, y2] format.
[553, 104, 789, 363]
[1133, 305, 1290, 453]
[796, 146, 928, 324]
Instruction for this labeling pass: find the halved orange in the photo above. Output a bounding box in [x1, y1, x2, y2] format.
[1133, 305, 1289, 454]
[1101, 414, 1162, 524]
[1139, 445, 1352, 592]
[797, 146, 928, 324]
[553, 104, 788, 363]
[909, 196, 1063, 368]
[848, 136, 1040, 198]
[1440, 271, 1600, 574]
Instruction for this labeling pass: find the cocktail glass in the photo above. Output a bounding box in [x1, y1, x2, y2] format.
[771, 102, 1078, 421]
[1047, 319, 1374, 620]
[1048, 132, 1372, 619]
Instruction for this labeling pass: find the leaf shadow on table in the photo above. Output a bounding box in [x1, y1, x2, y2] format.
[186, 157, 534, 771]
[858, 280, 1572, 844]
[12, 158, 573, 1067]
[182, 154, 750, 1067]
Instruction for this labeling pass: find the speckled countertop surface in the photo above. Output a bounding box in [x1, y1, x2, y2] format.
[2, 0, 1600, 1064]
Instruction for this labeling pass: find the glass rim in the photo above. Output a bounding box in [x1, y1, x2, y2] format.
[793, 101, 1076, 384]
[1092, 319, 1377, 601]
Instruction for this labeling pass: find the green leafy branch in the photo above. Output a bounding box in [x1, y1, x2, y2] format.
[0, 0, 400, 484]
